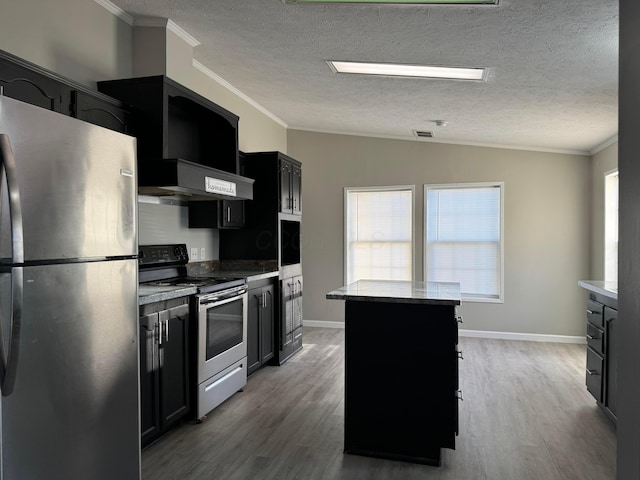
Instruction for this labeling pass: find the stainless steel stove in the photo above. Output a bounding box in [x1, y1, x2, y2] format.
[139, 244, 248, 420]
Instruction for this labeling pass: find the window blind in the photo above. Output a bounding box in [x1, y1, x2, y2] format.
[425, 184, 503, 301]
[345, 187, 413, 284]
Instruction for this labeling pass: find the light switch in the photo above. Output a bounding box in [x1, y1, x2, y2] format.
[200, 247, 205, 260]
[190, 247, 199, 260]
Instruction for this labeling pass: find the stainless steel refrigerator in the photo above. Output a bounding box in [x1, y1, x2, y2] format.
[0, 95, 140, 479]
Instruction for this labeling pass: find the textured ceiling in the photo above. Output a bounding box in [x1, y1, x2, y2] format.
[107, 0, 618, 154]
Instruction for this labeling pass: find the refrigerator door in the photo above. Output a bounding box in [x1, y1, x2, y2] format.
[0, 259, 140, 480]
[0, 96, 137, 263]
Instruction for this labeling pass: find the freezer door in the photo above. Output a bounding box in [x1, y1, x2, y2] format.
[0, 96, 137, 262]
[1, 260, 140, 480]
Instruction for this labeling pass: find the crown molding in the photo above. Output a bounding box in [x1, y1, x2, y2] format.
[134, 17, 201, 47]
[94, 0, 134, 25]
[590, 135, 618, 156]
[288, 126, 590, 156]
[193, 60, 288, 128]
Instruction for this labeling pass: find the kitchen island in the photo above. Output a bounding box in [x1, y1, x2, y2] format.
[326, 280, 462, 466]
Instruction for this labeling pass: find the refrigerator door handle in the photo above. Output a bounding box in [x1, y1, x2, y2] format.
[0, 134, 25, 263]
[0, 134, 25, 396]
[0, 268, 23, 396]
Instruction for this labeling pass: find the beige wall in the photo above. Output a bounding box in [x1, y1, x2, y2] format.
[590, 142, 619, 280]
[0, 0, 132, 87]
[288, 130, 591, 337]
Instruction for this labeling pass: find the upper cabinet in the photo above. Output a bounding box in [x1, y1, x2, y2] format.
[280, 157, 302, 215]
[244, 151, 302, 216]
[0, 50, 132, 133]
[0, 53, 61, 111]
[70, 90, 131, 135]
[97, 76, 239, 174]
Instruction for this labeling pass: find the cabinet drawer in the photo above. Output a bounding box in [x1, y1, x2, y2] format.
[587, 299, 604, 328]
[586, 347, 603, 402]
[586, 323, 604, 355]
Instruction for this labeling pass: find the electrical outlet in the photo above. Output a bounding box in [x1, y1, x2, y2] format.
[200, 247, 205, 260]
[190, 247, 199, 260]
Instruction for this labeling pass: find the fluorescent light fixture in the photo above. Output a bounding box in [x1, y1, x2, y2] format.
[327, 60, 487, 81]
[285, 0, 497, 4]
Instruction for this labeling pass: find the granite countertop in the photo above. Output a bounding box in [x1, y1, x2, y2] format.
[578, 280, 618, 300]
[326, 279, 461, 305]
[139, 285, 198, 306]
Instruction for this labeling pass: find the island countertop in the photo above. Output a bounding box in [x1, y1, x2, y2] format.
[326, 279, 461, 305]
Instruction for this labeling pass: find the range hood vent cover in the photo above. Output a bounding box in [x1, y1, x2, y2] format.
[138, 158, 254, 201]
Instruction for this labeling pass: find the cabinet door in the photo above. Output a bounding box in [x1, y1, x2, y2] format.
[604, 307, 618, 418]
[261, 284, 275, 364]
[291, 165, 302, 215]
[139, 312, 160, 447]
[293, 276, 303, 342]
[159, 304, 190, 430]
[0, 58, 60, 111]
[220, 200, 245, 228]
[586, 347, 604, 402]
[71, 90, 130, 133]
[281, 279, 294, 351]
[279, 161, 293, 213]
[247, 287, 262, 375]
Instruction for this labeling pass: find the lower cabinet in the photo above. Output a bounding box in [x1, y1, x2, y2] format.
[247, 279, 275, 375]
[583, 292, 617, 423]
[278, 275, 303, 364]
[139, 297, 191, 448]
[343, 300, 460, 465]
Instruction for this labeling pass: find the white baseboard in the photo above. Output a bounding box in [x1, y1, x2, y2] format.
[303, 321, 585, 344]
[304, 320, 345, 329]
[459, 329, 586, 344]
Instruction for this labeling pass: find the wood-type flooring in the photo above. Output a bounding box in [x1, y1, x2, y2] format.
[142, 327, 616, 480]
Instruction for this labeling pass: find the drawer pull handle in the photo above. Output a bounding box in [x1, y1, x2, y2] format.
[586, 334, 596, 340]
[456, 315, 464, 324]
[456, 389, 464, 401]
[586, 368, 598, 376]
[457, 350, 464, 360]
[587, 310, 594, 315]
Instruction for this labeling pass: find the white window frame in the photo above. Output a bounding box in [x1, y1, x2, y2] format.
[344, 185, 416, 285]
[604, 169, 618, 283]
[423, 182, 504, 303]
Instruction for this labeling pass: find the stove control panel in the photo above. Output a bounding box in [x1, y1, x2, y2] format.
[139, 244, 189, 267]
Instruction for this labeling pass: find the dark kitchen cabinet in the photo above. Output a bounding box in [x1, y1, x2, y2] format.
[278, 155, 302, 215]
[97, 75, 239, 173]
[70, 90, 131, 134]
[0, 50, 132, 134]
[188, 200, 245, 229]
[343, 300, 460, 465]
[0, 51, 61, 112]
[247, 279, 275, 375]
[583, 291, 617, 424]
[604, 306, 618, 418]
[139, 299, 191, 448]
[279, 275, 303, 364]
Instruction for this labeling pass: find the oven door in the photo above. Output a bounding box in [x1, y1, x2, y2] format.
[197, 291, 248, 384]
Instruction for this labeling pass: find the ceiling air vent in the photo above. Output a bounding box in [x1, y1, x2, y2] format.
[413, 130, 434, 138]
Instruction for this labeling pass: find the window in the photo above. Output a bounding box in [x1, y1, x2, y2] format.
[345, 186, 414, 284]
[424, 182, 503, 302]
[604, 170, 618, 282]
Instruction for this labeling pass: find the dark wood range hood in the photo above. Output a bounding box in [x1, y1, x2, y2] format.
[97, 75, 254, 202]
[138, 158, 254, 201]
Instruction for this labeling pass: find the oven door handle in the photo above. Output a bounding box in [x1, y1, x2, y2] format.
[200, 287, 247, 305]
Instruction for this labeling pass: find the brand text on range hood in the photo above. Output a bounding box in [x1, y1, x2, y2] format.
[138, 158, 254, 201]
